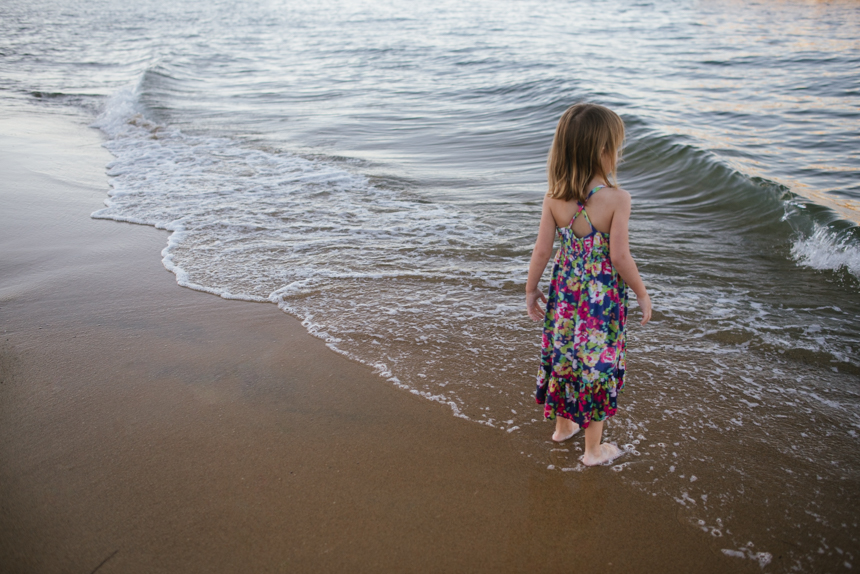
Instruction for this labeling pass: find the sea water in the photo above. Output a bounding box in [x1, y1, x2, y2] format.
[2, 0, 858, 570]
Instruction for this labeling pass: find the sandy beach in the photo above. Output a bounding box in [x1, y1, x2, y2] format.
[0, 108, 757, 573]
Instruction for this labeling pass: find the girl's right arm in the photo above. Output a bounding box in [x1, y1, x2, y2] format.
[609, 191, 652, 325]
[525, 198, 557, 321]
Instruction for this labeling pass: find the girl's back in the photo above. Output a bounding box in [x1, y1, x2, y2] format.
[545, 185, 627, 238]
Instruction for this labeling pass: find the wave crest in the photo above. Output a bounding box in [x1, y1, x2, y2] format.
[791, 224, 860, 279]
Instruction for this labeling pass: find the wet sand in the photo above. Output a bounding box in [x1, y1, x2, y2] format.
[0, 107, 753, 573]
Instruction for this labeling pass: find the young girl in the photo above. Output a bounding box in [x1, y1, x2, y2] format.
[526, 103, 651, 467]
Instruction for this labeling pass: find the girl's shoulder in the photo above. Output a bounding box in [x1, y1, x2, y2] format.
[598, 185, 631, 202]
[542, 186, 631, 213]
[593, 186, 632, 215]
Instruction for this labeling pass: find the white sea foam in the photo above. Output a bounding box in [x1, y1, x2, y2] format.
[791, 224, 860, 279]
[90, 79, 536, 432]
[721, 547, 773, 569]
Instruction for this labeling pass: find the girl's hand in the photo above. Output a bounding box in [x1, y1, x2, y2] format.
[526, 289, 548, 322]
[637, 293, 652, 326]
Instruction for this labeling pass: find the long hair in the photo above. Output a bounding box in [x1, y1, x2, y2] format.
[547, 103, 625, 203]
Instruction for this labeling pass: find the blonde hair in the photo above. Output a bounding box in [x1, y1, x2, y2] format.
[547, 103, 625, 203]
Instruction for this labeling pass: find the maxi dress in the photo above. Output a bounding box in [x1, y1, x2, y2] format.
[535, 185, 628, 428]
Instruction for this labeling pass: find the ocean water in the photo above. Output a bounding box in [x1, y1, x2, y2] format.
[2, 0, 859, 570]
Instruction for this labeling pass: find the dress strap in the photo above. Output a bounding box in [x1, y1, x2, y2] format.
[579, 204, 596, 233]
[569, 185, 606, 232]
[586, 184, 606, 200]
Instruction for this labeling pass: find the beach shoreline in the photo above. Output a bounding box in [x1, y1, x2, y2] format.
[0, 105, 756, 572]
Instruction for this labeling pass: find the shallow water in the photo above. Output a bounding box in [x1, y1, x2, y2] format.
[2, 0, 859, 570]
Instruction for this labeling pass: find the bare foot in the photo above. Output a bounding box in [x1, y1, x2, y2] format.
[581, 443, 621, 466]
[552, 418, 581, 442]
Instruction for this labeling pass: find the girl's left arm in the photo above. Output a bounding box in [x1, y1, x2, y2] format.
[526, 198, 556, 321]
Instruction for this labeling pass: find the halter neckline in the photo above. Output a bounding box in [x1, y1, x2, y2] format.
[568, 185, 606, 236]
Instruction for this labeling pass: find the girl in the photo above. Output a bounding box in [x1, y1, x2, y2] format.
[526, 103, 651, 467]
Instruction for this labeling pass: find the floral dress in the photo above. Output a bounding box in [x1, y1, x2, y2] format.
[536, 185, 628, 428]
